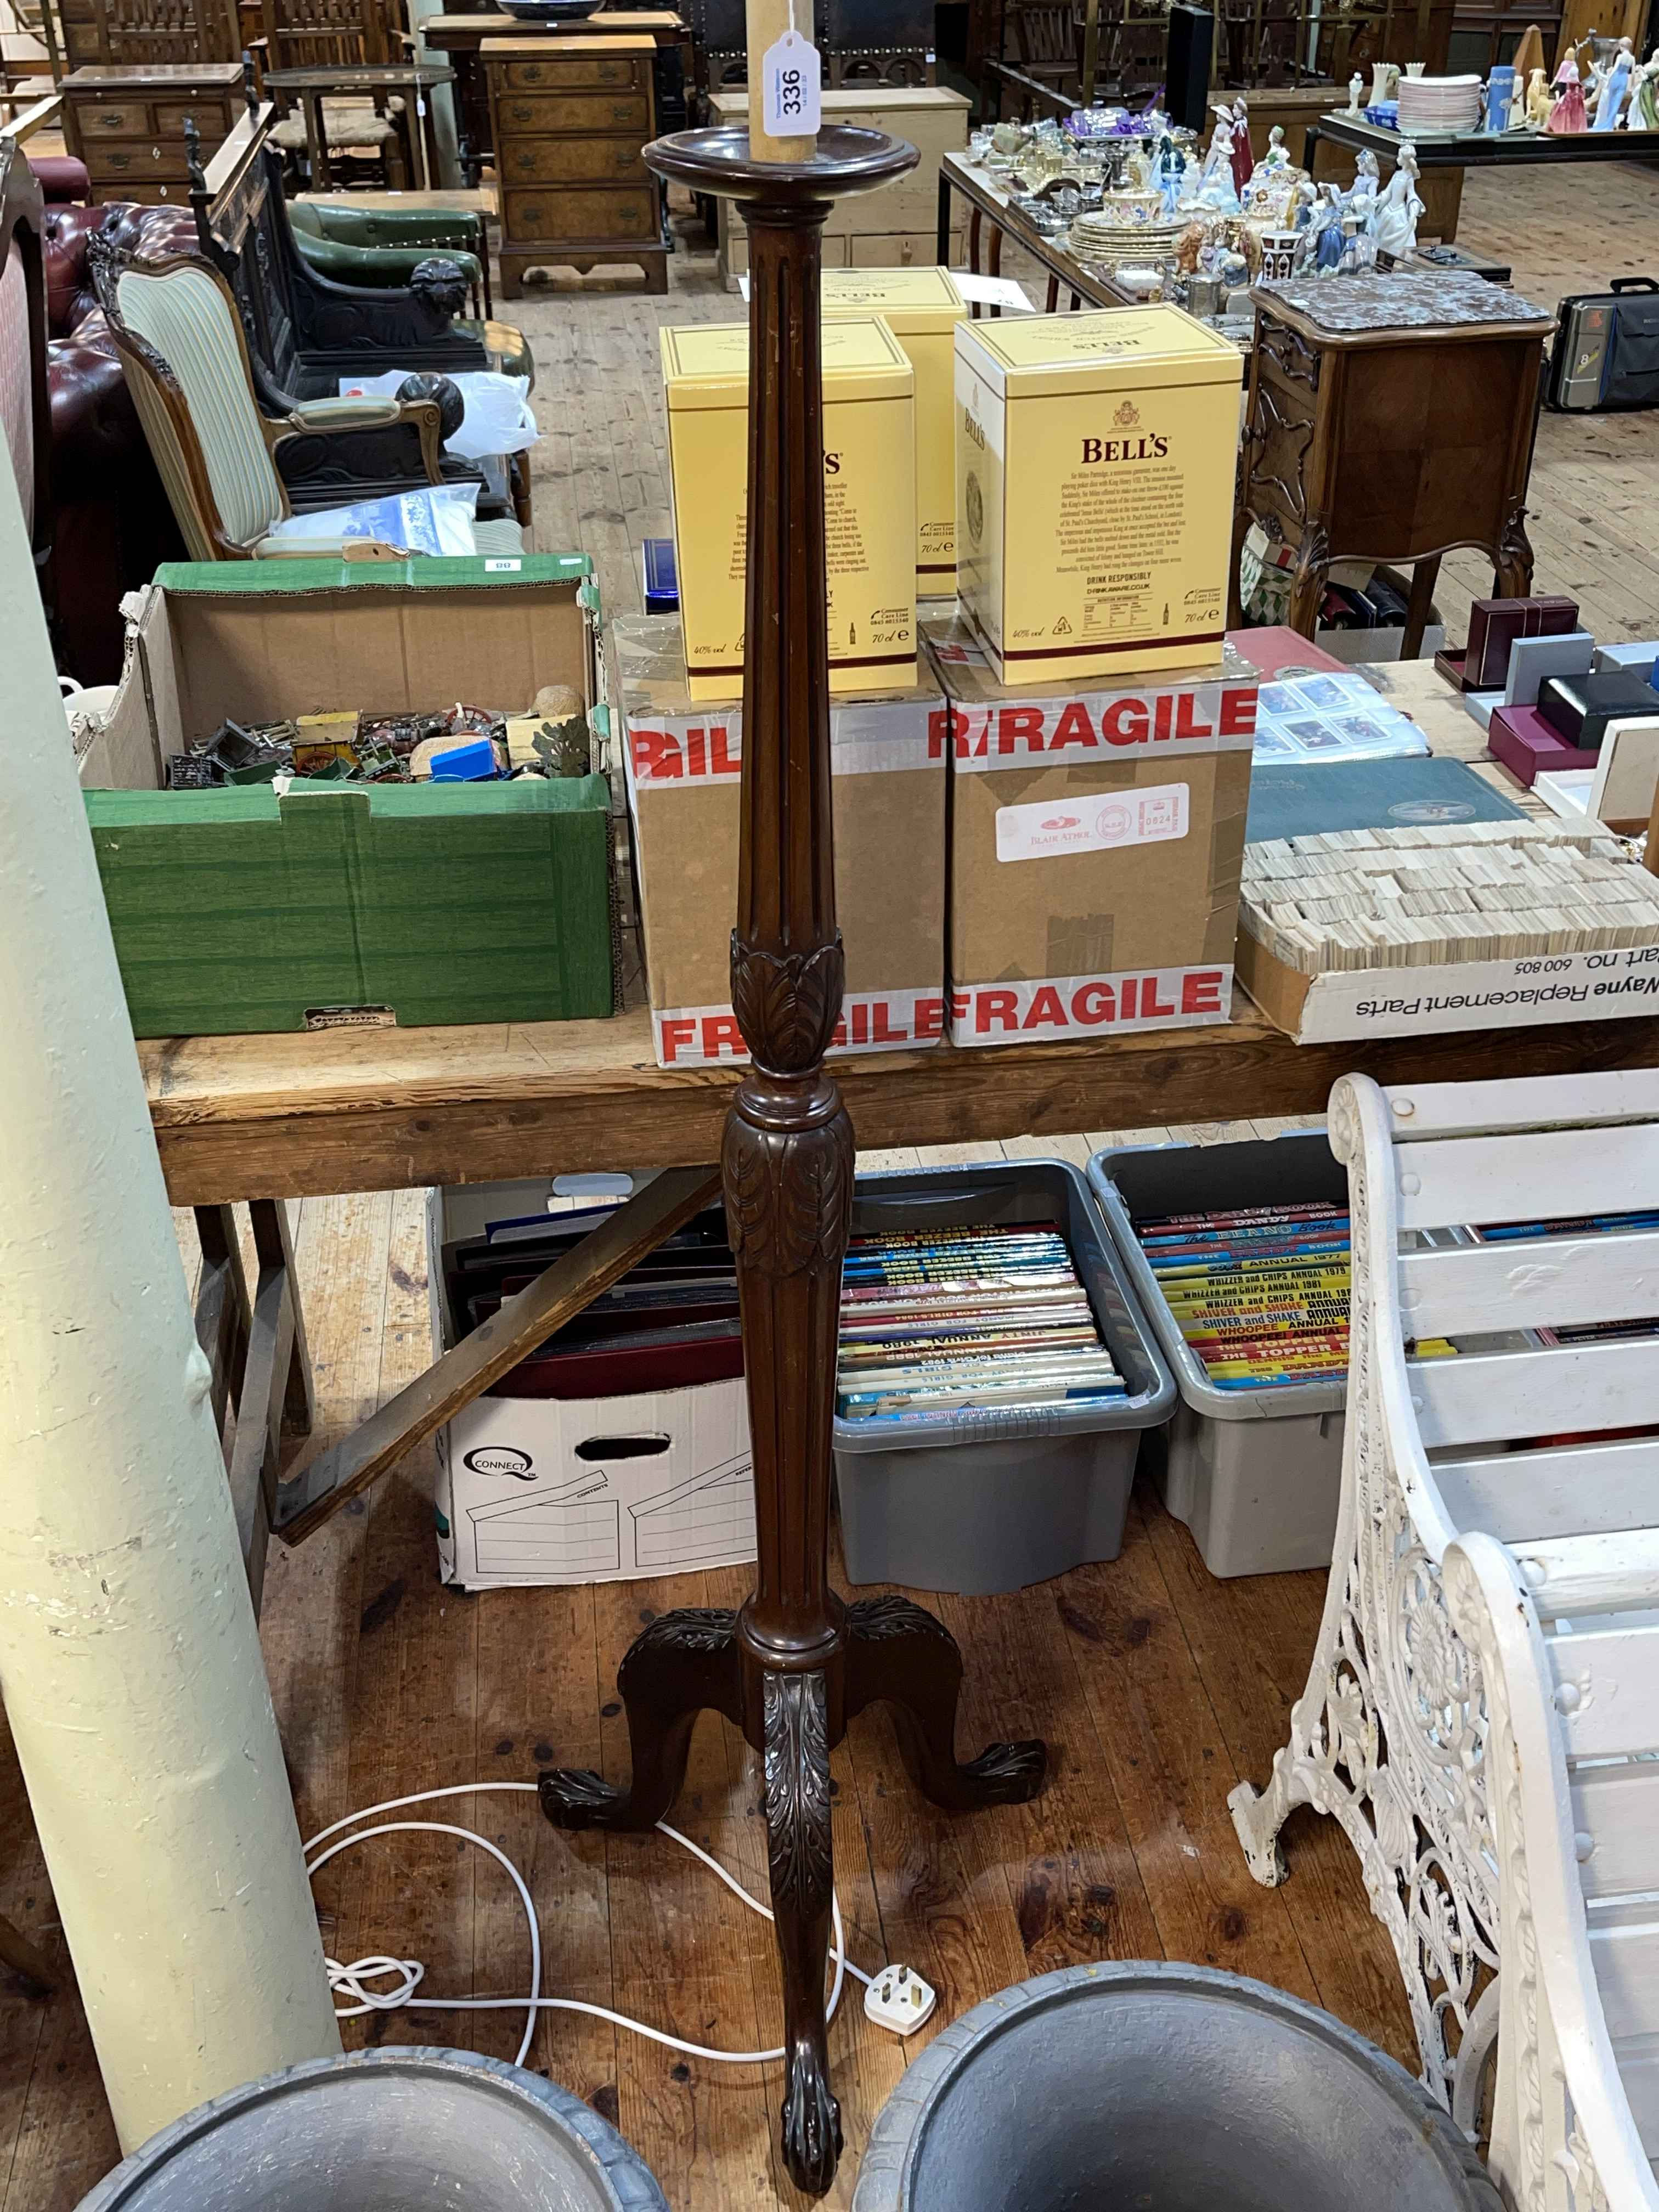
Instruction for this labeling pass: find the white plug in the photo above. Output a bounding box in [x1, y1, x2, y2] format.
[863, 1964, 936, 2036]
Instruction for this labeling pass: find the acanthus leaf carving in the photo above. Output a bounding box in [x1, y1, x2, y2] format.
[730, 932, 845, 1075]
[723, 1101, 852, 1279]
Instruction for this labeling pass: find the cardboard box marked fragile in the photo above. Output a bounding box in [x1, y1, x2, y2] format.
[614, 614, 947, 1067]
[925, 614, 1258, 1048]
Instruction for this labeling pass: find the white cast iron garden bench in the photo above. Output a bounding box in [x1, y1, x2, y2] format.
[1444, 1526, 1659, 2212]
[1228, 1067, 1659, 2196]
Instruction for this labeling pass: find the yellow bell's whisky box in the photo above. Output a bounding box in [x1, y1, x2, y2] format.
[954, 306, 1244, 686]
[822, 266, 967, 591]
[924, 612, 1258, 1047]
[661, 315, 918, 702]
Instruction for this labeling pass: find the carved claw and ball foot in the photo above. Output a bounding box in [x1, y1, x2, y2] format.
[539, 1607, 741, 1834]
[765, 1672, 841, 2196]
[846, 1595, 1047, 1811]
[781, 2040, 843, 2199]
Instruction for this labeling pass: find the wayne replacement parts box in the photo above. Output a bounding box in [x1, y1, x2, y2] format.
[428, 1178, 754, 1590]
[662, 314, 918, 699]
[823, 265, 967, 592]
[614, 612, 947, 1066]
[954, 305, 1244, 686]
[925, 613, 1257, 1047]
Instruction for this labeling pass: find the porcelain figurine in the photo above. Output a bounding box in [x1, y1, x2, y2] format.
[1372, 142, 1423, 258]
[1227, 94, 1256, 191]
[1261, 122, 1290, 168]
[1337, 207, 1378, 273]
[1348, 146, 1381, 218]
[1525, 63, 1553, 125]
[1590, 35, 1634, 128]
[1294, 181, 1345, 272]
[1195, 110, 1242, 210]
[1548, 52, 1588, 131]
[1347, 70, 1365, 114]
[1630, 53, 1659, 128]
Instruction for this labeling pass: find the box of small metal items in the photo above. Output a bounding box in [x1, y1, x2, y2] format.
[80, 557, 618, 1035]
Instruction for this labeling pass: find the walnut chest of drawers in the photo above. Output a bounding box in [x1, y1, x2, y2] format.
[63, 63, 243, 206]
[487, 35, 666, 298]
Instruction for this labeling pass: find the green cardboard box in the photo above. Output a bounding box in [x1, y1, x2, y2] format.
[81, 556, 616, 1035]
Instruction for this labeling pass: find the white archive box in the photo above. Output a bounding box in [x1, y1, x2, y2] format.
[427, 1177, 755, 1590]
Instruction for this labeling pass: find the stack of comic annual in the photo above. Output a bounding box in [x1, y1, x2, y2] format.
[836, 1222, 1122, 1421]
[1137, 1200, 1352, 1390]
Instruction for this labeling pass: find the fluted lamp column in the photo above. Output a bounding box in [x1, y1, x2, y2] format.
[536, 38, 1049, 2200]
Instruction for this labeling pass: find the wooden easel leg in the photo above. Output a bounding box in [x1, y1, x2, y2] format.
[845, 1596, 1045, 1811]
[193, 1204, 250, 1432]
[231, 1205, 305, 1616]
[250, 1200, 315, 1441]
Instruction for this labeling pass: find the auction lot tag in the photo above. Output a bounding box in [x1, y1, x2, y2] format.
[761, 29, 821, 136]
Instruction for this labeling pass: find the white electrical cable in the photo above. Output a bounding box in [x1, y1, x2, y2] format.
[302, 1781, 873, 2071]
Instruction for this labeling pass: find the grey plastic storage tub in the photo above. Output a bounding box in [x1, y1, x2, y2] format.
[833, 1159, 1175, 1594]
[1089, 1131, 1347, 1579]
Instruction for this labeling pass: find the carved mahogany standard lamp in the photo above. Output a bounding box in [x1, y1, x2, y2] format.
[537, 29, 1048, 2202]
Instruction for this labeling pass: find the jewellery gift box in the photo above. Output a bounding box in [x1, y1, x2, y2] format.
[1537, 669, 1659, 750]
[1437, 593, 1579, 691]
[1487, 703, 1601, 785]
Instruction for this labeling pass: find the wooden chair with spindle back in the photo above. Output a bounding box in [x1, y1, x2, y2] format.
[57, 0, 241, 74]
[256, 0, 414, 186]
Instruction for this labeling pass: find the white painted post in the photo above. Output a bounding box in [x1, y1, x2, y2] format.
[0, 471, 341, 2151]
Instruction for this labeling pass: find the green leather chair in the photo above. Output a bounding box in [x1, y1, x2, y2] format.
[285, 200, 533, 385]
[287, 199, 489, 312]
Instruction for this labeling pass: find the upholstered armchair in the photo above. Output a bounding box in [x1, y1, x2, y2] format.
[90, 241, 524, 561]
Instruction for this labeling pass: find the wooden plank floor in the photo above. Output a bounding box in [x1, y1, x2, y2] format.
[7, 157, 1659, 2209]
[0, 1118, 1413, 2212]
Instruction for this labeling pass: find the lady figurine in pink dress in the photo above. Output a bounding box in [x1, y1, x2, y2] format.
[1548, 51, 1589, 132]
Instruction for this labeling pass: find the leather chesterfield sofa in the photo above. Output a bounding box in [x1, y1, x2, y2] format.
[43, 199, 194, 683]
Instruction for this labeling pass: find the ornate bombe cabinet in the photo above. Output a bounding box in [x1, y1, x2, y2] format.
[1230, 270, 1557, 657]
